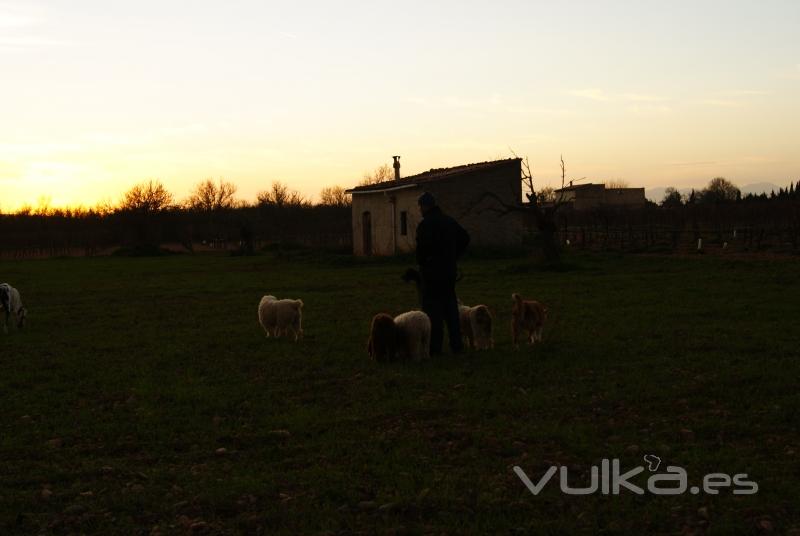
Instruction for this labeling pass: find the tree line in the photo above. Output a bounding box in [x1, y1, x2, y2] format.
[0, 162, 402, 258]
[1, 178, 354, 257]
[10, 178, 351, 217]
[659, 177, 800, 207]
[556, 177, 800, 255]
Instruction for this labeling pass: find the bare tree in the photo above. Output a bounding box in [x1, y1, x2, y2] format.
[119, 180, 174, 213]
[257, 181, 308, 207]
[472, 154, 576, 262]
[536, 186, 556, 203]
[257, 182, 289, 206]
[605, 179, 630, 188]
[359, 164, 394, 186]
[287, 190, 309, 207]
[117, 180, 175, 250]
[319, 185, 351, 207]
[186, 178, 238, 211]
[93, 199, 115, 217]
[35, 196, 53, 216]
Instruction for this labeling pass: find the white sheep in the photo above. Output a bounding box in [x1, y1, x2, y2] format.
[0, 283, 27, 334]
[393, 310, 431, 361]
[258, 295, 304, 341]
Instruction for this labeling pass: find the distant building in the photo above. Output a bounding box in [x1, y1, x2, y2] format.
[554, 183, 646, 210]
[345, 158, 524, 256]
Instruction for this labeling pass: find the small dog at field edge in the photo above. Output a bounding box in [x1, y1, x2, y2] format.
[511, 293, 547, 348]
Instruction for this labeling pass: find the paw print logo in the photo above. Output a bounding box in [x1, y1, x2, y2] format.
[643, 454, 661, 472]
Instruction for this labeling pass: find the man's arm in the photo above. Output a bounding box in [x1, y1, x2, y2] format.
[455, 222, 470, 259]
[416, 219, 431, 266]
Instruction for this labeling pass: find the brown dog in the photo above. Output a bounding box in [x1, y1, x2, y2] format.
[367, 313, 397, 362]
[511, 293, 547, 348]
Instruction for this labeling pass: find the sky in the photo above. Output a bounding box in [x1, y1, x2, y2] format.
[1, 0, 799, 210]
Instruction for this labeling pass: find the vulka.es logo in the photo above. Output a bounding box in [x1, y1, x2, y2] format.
[514, 456, 758, 496]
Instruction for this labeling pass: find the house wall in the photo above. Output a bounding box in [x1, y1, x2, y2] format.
[392, 190, 424, 253]
[431, 161, 524, 249]
[351, 192, 397, 256]
[603, 188, 646, 207]
[558, 185, 647, 210]
[351, 160, 525, 256]
[572, 185, 605, 210]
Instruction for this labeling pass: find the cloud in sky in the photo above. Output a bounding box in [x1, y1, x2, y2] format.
[664, 160, 719, 167]
[570, 90, 669, 104]
[725, 89, 771, 97]
[0, 3, 40, 28]
[776, 64, 800, 80]
[405, 94, 575, 117]
[627, 104, 672, 115]
[621, 93, 668, 102]
[703, 99, 744, 108]
[0, 3, 70, 51]
[699, 89, 770, 109]
[0, 36, 67, 49]
[568, 88, 610, 101]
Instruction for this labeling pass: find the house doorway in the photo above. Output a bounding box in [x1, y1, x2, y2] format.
[362, 211, 372, 255]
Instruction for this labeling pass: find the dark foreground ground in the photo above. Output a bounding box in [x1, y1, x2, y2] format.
[1, 251, 798, 535]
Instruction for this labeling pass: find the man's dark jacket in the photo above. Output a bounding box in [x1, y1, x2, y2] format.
[415, 206, 470, 285]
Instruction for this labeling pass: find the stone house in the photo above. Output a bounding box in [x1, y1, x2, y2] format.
[554, 183, 646, 210]
[345, 157, 524, 256]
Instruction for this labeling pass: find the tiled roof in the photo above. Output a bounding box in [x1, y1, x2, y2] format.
[555, 183, 603, 192]
[347, 158, 521, 194]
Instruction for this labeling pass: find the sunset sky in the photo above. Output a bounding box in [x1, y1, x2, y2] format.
[1, 0, 799, 210]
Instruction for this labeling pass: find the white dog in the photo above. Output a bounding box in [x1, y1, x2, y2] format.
[1, 283, 27, 333]
[458, 303, 493, 350]
[258, 295, 304, 341]
[393, 310, 431, 361]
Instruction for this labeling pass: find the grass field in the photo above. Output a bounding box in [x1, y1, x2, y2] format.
[1, 250, 799, 535]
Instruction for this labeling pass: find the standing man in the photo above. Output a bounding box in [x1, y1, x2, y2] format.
[415, 192, 470, 355]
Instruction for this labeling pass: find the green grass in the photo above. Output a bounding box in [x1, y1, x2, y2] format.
[1, 252, 798, 534]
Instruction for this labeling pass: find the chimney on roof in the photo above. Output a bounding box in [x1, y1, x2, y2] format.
[392, 156, 401, 180]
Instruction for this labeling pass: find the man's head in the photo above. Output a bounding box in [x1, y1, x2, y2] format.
[418, 191, 436, 215]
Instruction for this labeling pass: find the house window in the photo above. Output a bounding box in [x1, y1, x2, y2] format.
[399, 211, 408, 236]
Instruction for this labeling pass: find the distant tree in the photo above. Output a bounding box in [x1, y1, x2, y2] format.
[257, 181, 308, 207]
[699, 177, 740, 204]
[93, 199, 115, 217]
[119, 180, 174, 213]
[319, 185, 351, 207]
[257, 181, 288, 206]
[359, 164, 394, 186]
[661, 187, 684, 207]
[186, 178, 238, 211]
[536, 186, 556, 203]
[35, 196, 53, 216]
[117, 180, 174, 251]
[687, 189, 697, 204]
[605, 179, 630, 189]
